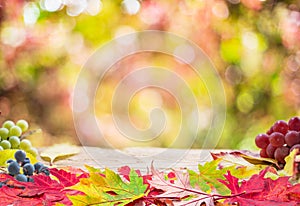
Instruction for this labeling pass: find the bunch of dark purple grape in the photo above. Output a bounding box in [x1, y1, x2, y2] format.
[7, 150, 49, 182]
[255, 117, 300, 165]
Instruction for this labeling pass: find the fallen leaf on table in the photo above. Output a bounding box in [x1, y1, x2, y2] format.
[211, 150, 279, 168]
[40, 144, 80, 165]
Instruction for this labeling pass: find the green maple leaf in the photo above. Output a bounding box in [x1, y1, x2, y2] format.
[68, 166, 147, 206]
[189, 158, 265, 195]
[189, 159, 231, 195]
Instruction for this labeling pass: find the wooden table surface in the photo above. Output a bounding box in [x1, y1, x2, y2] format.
[44, 147, 230, 173]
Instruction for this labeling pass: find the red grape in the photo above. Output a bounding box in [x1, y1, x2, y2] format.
[255, 134, 269, 149]
[290, 144, 300, 153]
[288, 117, 300, 131]
[272, 120, 289, 135]
[269, 132, 285, 147]
[266, 144, 276, 158]
[266, 127, 273, 135]
[260, 149, 268, 158]
[274, 146, 290, 163]
[285, 131, 300, 147]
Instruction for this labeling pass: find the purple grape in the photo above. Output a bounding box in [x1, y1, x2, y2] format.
[6, 159, 14, 164]
[34, 162, 44, 173]
[23, 163, 34, 176]
[27, 177, 34, 182]
[8, 161, 20, 176]
[14, 150, 26, 163]
[15, 174, 27, 182]
[39, 166, 50, 176]
[21, 158, 30, 167]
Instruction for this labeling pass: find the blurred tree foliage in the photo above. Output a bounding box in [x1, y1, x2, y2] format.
[0, 0, 300, 149]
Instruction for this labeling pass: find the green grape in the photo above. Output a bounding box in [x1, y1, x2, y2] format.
[0, 146, 3, 151]
[2, 120, 15, 130]
[9, 126, 22, 137]
[9, 136, 20, 149]
[0, 128, 9, 140]
[0, 140, 11, 149]
[16, 120, 29, 132]
[27, 147, 38, 157]
[20, 139, 32, 150]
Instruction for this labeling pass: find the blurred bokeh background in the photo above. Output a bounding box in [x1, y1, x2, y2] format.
[0, 0, 300, 150]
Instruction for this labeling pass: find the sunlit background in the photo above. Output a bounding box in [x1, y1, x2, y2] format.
[0, 0, 300, 150]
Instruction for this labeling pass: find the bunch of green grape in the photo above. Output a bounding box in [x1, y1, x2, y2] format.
[0, 120, 38, 157]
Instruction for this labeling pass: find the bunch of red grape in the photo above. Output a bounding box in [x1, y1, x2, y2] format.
[255, 117, 300, 164]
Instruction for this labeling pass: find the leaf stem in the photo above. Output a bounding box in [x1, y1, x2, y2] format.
[213, 191, 246, 200]
[20, 129, 42, 140]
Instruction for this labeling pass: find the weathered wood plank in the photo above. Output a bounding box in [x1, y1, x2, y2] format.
[42, 147, 230, 173]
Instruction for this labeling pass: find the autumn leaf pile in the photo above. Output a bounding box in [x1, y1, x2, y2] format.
[0, 151, 300, 205]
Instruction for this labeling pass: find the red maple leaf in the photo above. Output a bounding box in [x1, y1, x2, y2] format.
[0, 175, 44, 206]
[49, 168, 87, 187]
[0, 168, 85, 205]
[0, 187, 43, 206]
[32, 173, 63, 189]
[30, 174, 66, 201]
[219, 168, 300, 205]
